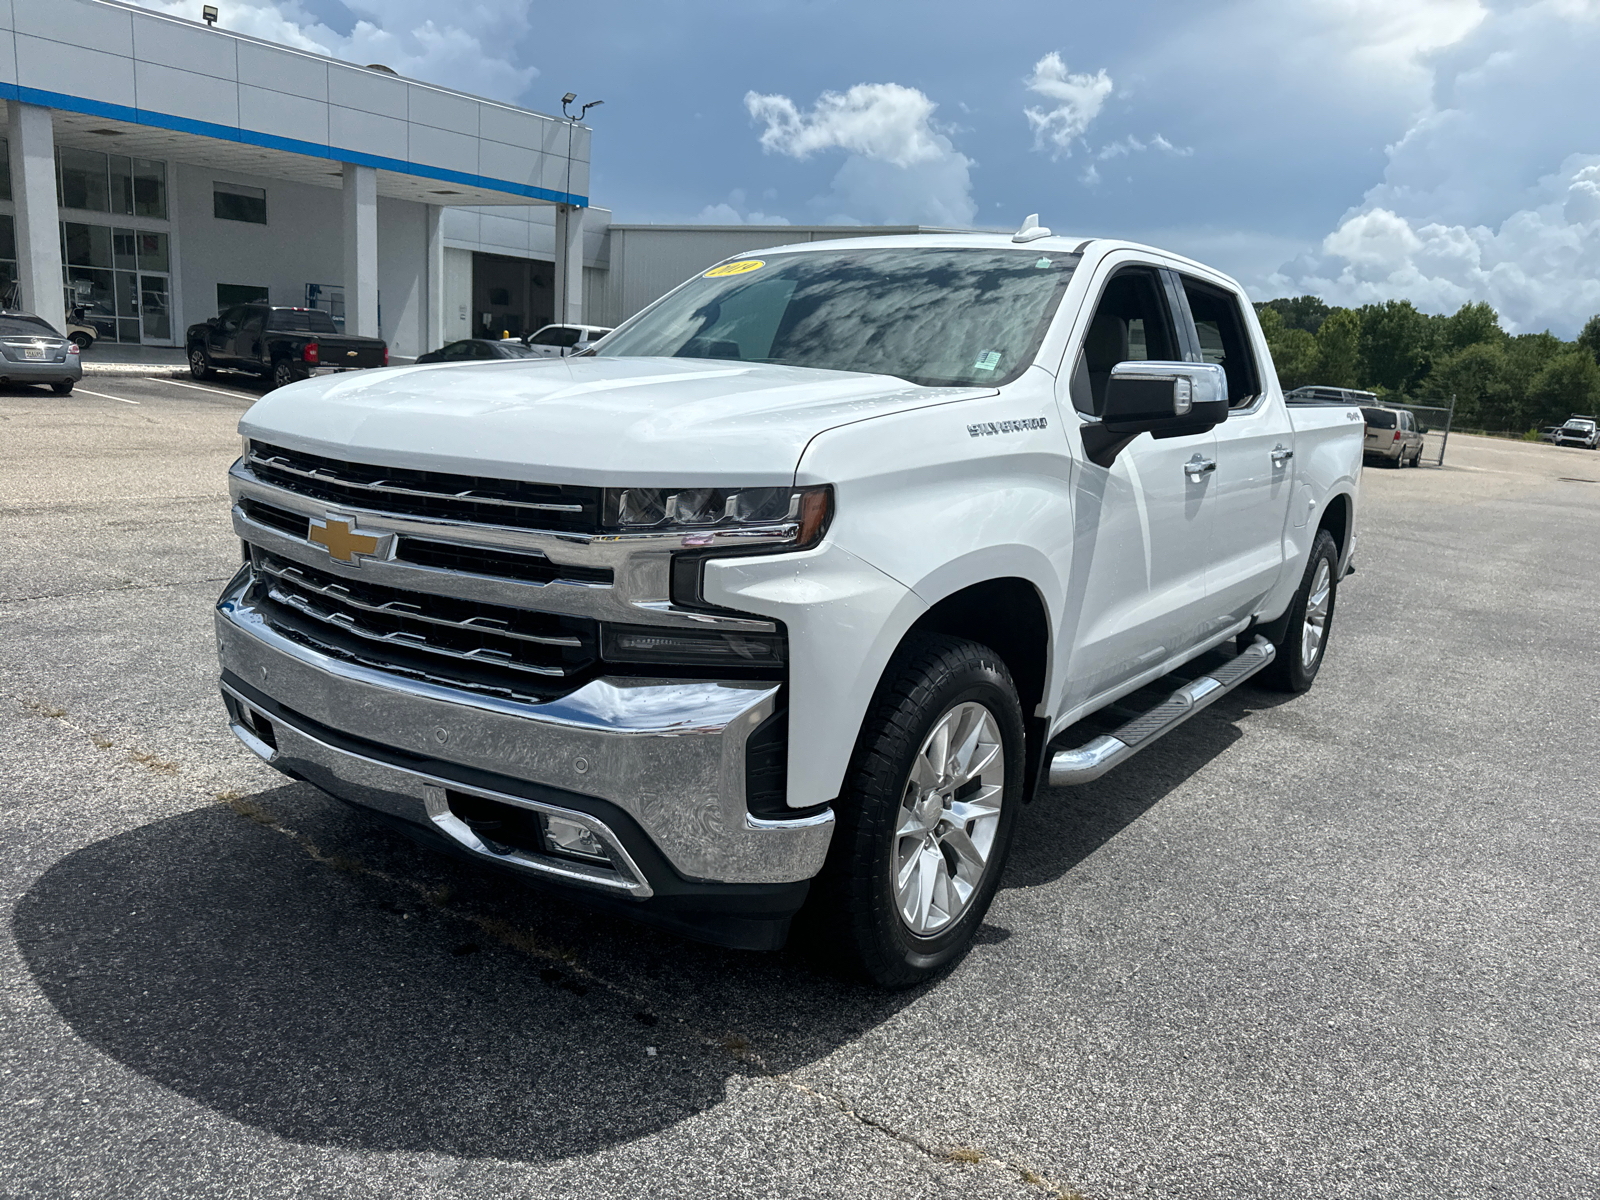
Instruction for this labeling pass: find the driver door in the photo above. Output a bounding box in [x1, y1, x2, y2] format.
[1058, 260, 1219, 706]
[209, 306, 242, 363]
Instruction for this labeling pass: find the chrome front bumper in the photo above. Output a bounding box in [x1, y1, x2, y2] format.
[215, 570, 834, 890]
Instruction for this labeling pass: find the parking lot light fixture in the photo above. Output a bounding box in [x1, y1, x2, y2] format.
[202, 5, 217, 25]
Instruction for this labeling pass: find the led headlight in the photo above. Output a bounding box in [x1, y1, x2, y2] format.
[603, 484, 832, 548]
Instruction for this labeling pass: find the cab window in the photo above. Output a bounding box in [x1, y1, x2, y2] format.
[1070, 265, 1181, 416]
[1180, 277, 1261, 408]
[530, 326, 582, 348]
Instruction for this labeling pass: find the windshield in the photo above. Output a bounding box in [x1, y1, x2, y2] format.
[594, 247, 1079, 388]
[1565, 420, 1595, 431]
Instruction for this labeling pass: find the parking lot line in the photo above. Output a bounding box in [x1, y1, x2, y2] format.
[74, 387, 140, 406]
[155, 378, 255, 399]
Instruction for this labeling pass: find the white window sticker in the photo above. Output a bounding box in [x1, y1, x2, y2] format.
[1035, 257, 1052, 268]
[973, 350, 1002, 371]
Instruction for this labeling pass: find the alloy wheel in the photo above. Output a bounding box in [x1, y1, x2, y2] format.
[1301, 557, 1333, 670]
[893, 701, 1006, 936]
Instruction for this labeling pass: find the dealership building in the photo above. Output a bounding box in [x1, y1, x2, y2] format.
[1, 0, 610, 359]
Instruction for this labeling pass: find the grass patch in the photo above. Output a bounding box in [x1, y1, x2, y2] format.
[946, 1147, 984, 1165]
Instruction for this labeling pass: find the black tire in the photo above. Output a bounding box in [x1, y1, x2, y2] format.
[188, 346, 214, 379]
[271, 358, 304, 390]
[69, 332, 93, 352]
[51, 379, 75, 395]
[803, 633, 1025, 988]
[1260, 528, 1340, 693]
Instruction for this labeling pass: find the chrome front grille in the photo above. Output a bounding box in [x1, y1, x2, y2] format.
[239, 497, 613, 589]
[252, 551, 598, 697]
[246, 441, 602, 534]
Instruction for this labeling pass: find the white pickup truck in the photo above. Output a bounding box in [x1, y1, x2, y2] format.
[215, 229, 1362, 986]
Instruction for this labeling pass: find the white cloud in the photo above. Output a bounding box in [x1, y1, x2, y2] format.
[744, 84, 976, 226]
[1272, 1, 1600, 334]
[1022, 52, 1112, 158]
[1094, 134, 1192, 161]
[692, 191, 791, 225]
[124, 1, 538, 102]
[1275, 157, 1600, 334]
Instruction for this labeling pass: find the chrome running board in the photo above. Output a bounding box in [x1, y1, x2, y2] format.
[1048, 636, 1276, 787]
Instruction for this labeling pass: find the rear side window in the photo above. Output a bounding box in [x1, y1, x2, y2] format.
[1362, 408, 1396, 429]
[1180, 278, 1261, 408]
[1070, 265, 1182, 416]
[267, 309, 339, 334]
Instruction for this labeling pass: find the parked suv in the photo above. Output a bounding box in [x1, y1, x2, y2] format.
[1553, 417, 1599, 449]
[1361, 405, 1424, 467]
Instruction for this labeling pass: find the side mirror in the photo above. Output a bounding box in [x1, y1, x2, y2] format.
[1083, 361, 1228, 467]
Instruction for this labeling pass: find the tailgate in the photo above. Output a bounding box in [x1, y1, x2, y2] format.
[319, 338, 386, 368]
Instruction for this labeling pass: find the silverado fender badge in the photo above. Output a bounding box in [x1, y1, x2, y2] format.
[308, 515, 390, 563]
[968, 417, 1048, 438]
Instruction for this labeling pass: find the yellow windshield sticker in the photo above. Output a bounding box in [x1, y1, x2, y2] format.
[704, 259, 765, 278]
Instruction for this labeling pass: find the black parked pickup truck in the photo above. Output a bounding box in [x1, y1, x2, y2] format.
[186, 304, 387, 389]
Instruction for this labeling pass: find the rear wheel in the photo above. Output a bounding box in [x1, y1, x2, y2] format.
[188, 346, 214, 379]
[51, 380, 75, 395]
[271, 358, 304, 390]
[1261, 529, 1339, 693]
[804, 634, 1024, 988]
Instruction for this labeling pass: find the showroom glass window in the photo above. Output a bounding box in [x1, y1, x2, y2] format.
[54, 148, 172, 343]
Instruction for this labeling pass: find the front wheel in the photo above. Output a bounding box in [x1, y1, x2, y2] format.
[69, 332, 93, 352]
[188, 346, 214, 379]
[805, 634, 1024, 988]
[1261, 528, 1339, 693]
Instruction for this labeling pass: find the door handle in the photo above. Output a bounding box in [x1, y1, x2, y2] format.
[1271, 445, 1294, 465]
[1184, 456, 1217, 479]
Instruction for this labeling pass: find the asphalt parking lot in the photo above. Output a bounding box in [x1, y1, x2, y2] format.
[3, 375, 1597, 1200]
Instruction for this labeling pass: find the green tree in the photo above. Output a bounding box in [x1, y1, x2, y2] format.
[1441, 301, 1504, 354]
[1314, 308, 1361, 388]
[1358, 300, 1433, 394]
[1503, 331, 1566, 402]
[1527, 351, 1600, 429]
[1431, 341, 1511, 430]
[1576, 314, 1600, 365]
[1257, 306, 1321, 390]
[1255, 295, 1332, 335]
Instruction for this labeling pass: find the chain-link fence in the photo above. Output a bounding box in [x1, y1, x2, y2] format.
[1384, 395, 1457, 467]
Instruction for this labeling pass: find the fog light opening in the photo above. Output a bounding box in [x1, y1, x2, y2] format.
[541, 815, 611, 864]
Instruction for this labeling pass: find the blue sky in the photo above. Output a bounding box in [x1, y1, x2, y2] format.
[133, 0, 1600, 336]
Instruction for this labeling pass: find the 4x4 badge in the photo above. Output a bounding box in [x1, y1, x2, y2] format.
[308, 515, 389, 563]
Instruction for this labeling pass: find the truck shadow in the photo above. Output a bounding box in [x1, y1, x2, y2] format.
[12, 686, 1284, 1161]
[1005, 685, 1294, 889]
[11, 782, 918, 1162]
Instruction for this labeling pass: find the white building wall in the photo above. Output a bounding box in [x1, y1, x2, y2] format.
[443, 247, 473, 343]
[376, 194, 426, 358]
[173, 162, 342, 331]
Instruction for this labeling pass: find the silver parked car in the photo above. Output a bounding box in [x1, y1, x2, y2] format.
[0, 310, 83, 393]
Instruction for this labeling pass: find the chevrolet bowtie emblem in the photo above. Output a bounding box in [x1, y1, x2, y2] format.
[309, 515, 385, 563]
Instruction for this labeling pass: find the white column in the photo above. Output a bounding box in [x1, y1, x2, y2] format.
[6, 103, 66, 331]
[424, 203, 445, 352]
[552, 203, 585, 325]
[342, 162, 379, 338]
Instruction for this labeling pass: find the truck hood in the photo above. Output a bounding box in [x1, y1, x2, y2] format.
[238, 356, 996, 486]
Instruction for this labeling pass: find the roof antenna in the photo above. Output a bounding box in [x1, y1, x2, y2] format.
[1012, 213, 1051, 243]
